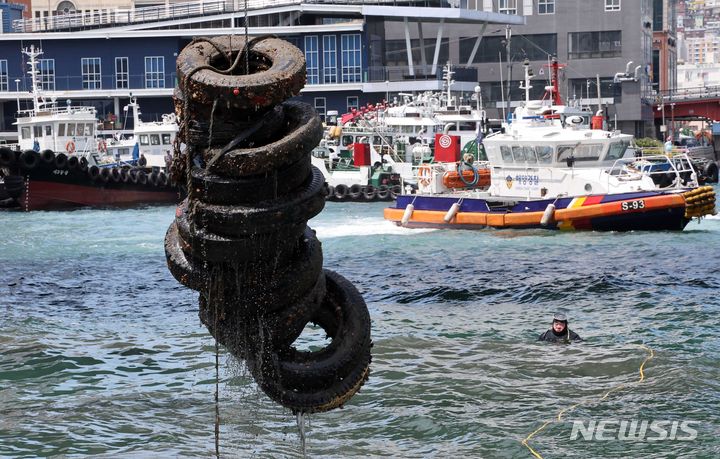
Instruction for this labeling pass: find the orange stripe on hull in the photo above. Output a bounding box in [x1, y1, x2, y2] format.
[384, 193, 688, 230]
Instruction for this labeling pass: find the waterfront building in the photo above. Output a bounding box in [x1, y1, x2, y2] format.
[0, 0, 523, 139]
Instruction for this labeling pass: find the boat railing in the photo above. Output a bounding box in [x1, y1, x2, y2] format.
[608, 152, 699, 189]
[16, 106, 97, 118]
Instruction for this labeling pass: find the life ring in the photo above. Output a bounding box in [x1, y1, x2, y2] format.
[97, 140, 107, 153]
[65, 140, 76, 154]
[418, 164, 433, 187]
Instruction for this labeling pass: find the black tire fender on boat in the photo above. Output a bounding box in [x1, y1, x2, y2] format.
[129, 169, 139, 184]
[88, 165, 100, 180]
[2, 175, 24, 198]
[54, 153, 68, 170]
[390, 184, 402, 199]
[110, 167, 122, 183]
[176, 35, 306, 111]
[67, 155, 79, 170]
[704, 162, 719, 184]
[20, 150, 39, 170]
[40, 149, 55, 164]
[0, 147, 15, 167]
[362, 185, 376, 201]
[376, 185, 390, 200]
[348, 184, 363, 200]
[246, 270, 372, 413]
[99, 167, 111, 182]
[203, 101, 323, 177]
[79, 156, 89, 172]
[137, 170, 148, 185]
[120, 168, 130, 183]
[149, 171, 159, 186]
[158, 171, 168, 187]
[333, 184, 348, 201]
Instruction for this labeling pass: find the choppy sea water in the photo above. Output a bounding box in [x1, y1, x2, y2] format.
[1, 193, 719, 458]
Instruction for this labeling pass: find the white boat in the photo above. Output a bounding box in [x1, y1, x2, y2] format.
[385, 60, 716, 231]
[105, 96, 178, 170]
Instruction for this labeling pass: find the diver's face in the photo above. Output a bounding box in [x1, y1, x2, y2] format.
[553, 321, 566, 333]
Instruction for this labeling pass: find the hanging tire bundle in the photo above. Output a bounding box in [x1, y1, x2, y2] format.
[165, 35, 371, 414]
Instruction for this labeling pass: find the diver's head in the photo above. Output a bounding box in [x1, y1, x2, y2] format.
[552, 312, 568, 334]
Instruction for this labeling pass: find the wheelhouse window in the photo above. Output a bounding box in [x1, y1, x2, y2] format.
[323, 35, 337, 84]
[67, 123, 76, 136]
[150, 134, 160, 145]
[498, 0, 517, 15]
[341, 34, 362, 83]
[605, 142, 629, 161]
[568, 31, 622, 59]
[536, 146, 554, 163]
[144, 56, 165, 89]
[139, 135, 149, 145]
[82, 57, 102, 89]
[115, 57, 129, 89]
[44, 125, 52, 136]
[500, 145, 514, 162]
[0, 60, 8, 92]
[33, 126, 42, 138]
[39, 59, 55, 91]
[538, 0, 554, 15]
[605, 0, 621, 11]
[58, 124, 66, 136]
[162, 134, 171, 145]
[305, 36, 319, 85]
[21, 127, 30, 139]
[558, 144, 603, 162]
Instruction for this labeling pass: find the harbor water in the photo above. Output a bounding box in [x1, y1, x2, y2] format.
[1, 196, 719, 458]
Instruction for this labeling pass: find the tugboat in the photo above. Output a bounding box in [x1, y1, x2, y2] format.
[384, 59, 716, 231]
[0, 46, 178, 211]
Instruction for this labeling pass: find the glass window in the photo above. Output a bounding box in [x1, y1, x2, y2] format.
[144, 56, 165, 89]
[150, 134, 160, 145]
[82, 57, 101, 89]
[305, 36, 319, 85]
[557, 146, 574, 162]
[85, 123, 93, 136]
[44, 125, 52, 136]
[605, 0, 621, 11]
[115, 57, 129, 89]
[341, 34, 362, 83]
[605, 142, 629, 161]
[523, 146, 538, 163]
[140, 135, 149, 145]
[512, 146, 526, 162]
[67, 123, 76, 136]
[568, 31, 622, 59]
[314, 97, 327, 122]
[341, 135, 354, 147]
[500, 145, 514, 162]
[323, 35, 337, 84]
[347, 96, 359, 112]
[498, 0, 517, 15]
[21, 127, 30, 139]
[58, 124, 66, 136]
[39, 59, 55, 91]
[460, 34, 557, 64]
[33, 125, 42, 138]
[162, 134, 171, 145]
[536, 146, 554, 163]
[538, 0, 554, 14]
[574, 144, 603, 161]
[0, 60, 8, 92]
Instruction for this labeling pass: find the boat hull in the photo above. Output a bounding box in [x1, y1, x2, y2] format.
[385, 191, 697, 231]
[2, 156, 179, 211]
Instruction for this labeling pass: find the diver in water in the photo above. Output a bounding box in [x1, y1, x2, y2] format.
[538, 313, 582, 343]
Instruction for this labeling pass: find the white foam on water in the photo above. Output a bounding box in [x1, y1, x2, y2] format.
[312, 218, 436, 239]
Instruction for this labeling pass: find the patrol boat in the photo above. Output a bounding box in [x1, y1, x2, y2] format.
[384, 60, 716, 231]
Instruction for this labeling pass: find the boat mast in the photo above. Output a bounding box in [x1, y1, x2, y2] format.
[519, 59, 533, 105]
[443, 63, 454, 108]
[22, 45, 43, 113]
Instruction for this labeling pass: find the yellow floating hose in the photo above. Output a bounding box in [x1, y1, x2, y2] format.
[683, 187, 717, 219]
[521, 345, 655, 459]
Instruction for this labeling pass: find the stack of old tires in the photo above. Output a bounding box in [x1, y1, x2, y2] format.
[164, 35, 371, 414]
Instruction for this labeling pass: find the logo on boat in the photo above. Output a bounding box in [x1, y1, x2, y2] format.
[438, 134, 452, 149]
[505, 175, 513, 188]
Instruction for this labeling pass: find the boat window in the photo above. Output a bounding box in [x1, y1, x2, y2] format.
[140, 135, 150, 146]
[67, 123, 76, 136]
[33, 126, 43, 138]
[511, 146, 527, 162]
[44, 125, 52, 136]
[523, 146, 538, 163]
[557, 145, 574, 162]
[573, 144, 603, 161]
[341, 135, 354, 146]
[21, 127, 30, 139]
[84, 123, 93, 136]
[605, 142, 628, 161]
[58, 124, 65, 136]
[500, 145, 514, 162]
[162, 134, 171, 145]
[151, 134, 160, 145]
[536, 145, 554, 163]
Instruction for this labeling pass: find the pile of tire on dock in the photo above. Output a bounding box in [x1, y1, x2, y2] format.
[165, 35, 372, 413]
